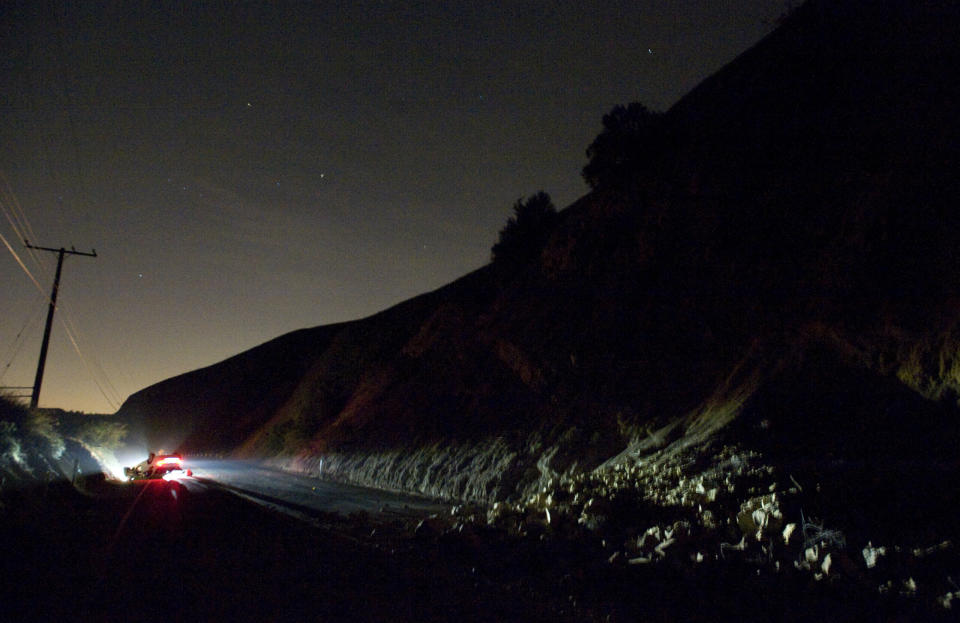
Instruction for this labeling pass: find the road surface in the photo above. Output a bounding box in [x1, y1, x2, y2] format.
[1, 465, 555, 622]
[185, 458, 448, 521]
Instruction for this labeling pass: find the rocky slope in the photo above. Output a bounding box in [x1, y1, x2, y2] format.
[117, 0, 960, 514]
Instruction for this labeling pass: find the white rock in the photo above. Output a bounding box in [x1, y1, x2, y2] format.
[752, 509, 768, 531]
[902, 578, 917, 595]
[738, 493, 783, 541]
[720, 537, 746, 559]
[938, 590, 959, 609]
[913, 540, 952, 558]
[654, 537, 676, 557]
[862, 542, 887, 569]
[639, 530, 660, 551]
[821, 553, 832, 576]
[805, 545, 819, 564]
[782, 523, 797, 545]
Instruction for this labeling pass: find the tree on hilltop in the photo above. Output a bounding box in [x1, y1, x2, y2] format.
[491, 191, 558, 267]
[582, 102, 668, 193]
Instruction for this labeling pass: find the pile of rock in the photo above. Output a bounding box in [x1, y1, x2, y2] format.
[435, 436, 960, 615]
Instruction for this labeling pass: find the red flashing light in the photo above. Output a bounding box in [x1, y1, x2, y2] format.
[155, 456, 183, 468]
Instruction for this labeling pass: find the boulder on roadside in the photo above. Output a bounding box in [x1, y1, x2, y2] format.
[736, 493, 783, 541]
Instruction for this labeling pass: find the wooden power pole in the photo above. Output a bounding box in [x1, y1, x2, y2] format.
[24, 241, 97, 409]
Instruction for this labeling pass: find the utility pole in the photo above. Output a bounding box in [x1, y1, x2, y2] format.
[24, 241, 97, 409]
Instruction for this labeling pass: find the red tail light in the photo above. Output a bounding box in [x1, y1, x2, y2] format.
[155, 456, 183, 468]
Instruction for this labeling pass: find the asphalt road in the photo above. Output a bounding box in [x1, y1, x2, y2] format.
[2, 465, 577, 622]
[185, 459, 448, 520]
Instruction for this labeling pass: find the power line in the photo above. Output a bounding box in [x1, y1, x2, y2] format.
[0, 230, 45, 293]
[58, 307, 122, 410]
[58, 315, 120, 411]
[0, 171, 45, 272]
[0, 293, 46, 384]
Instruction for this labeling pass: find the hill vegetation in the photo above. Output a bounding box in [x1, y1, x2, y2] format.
[0, 396, 121, 486]
[490, 191, 558, 269]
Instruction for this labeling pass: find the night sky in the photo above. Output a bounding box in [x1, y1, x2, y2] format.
[1, 1, 786, 413]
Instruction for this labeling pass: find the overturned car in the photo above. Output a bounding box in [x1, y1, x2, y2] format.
[124, 452, 192, 480]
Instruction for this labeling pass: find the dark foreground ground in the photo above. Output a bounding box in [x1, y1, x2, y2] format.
[1, 473, 955, 622]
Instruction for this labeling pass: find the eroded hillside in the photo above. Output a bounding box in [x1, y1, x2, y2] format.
[118, 0, 960, 511]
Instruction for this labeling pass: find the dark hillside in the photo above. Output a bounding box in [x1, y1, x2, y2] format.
[662, 0, 960, 322]
[235, 266, 517, 456]
[118, 325, 346, 453]
[119, 266, 503, 454]
[117, 0, 960, 507]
